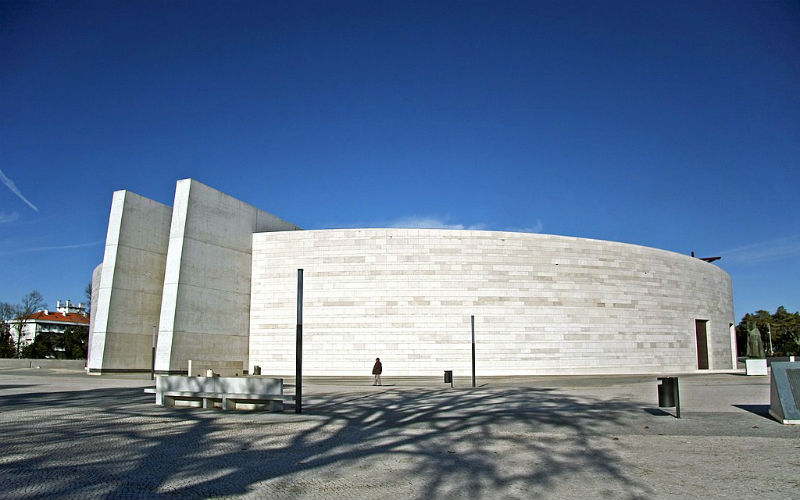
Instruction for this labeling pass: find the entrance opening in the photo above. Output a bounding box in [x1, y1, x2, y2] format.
[695, 319, 709, 370]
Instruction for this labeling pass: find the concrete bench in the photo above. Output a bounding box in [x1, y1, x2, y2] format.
[159, 391, 284, 411]
[150, 375, 285, 411]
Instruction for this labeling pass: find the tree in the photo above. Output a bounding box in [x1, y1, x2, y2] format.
[11, 291, 46, 358]
[737, 306, 800, 357]
[61, 325, 89, 359]
[21, 325, 89, 359]
[21, 331, 57, 359]
[84, 281, 92, 314]
[0, 302, 16, 358]
[770, 306, 800, 356]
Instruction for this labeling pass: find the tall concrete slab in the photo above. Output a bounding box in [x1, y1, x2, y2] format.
[770, 361, 800, 424]
[86, 263, 102, 365]
[87, 191, 172, 373]
[155, 179, 299, 374]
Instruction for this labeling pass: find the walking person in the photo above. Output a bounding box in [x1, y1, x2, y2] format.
[372, 357, 382, 386]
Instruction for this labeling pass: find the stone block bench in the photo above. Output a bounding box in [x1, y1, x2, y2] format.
[148, 375, 286, 411]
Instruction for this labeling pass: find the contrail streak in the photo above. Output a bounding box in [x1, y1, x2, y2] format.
[0, 168, 39, 212]
[0, 211, 19, 223]
[0, 240, 104, 256]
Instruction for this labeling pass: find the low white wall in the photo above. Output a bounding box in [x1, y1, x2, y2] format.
[249, 229, 735, 376]
[0, 359, 86, 369]
[187, 359, 245, 377]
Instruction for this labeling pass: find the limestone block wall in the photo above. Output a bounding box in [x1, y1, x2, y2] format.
[249, 229, 735, 376]
[155, 179, 300, 374]
[88, 191, 172, 373]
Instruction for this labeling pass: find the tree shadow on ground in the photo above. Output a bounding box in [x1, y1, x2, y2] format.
[0, 384, 38, 390]
[0, 384, 652, 499]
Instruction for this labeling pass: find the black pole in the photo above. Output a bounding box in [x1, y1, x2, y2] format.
[674, 378, 681, 419]
[151, 326, 156, 380]
[471, 315, 476, 388]
[295, 269, 303, 414]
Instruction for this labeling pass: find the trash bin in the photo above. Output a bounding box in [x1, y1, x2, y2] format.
[253, 365, 261, 375]
[657, 378, 674, 407]
[444, 370, 453, 384]
[657, 376, 680, 418]
[657, 377, 676, 407]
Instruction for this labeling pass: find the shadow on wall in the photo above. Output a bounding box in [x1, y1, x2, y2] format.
[0, 385, 652, 499]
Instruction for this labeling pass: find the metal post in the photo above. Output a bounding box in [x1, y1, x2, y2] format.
[471, 315, 476, 388]
[674, 378, 681, 419]
[295, 269, 303, 414]
[151, 326, 157, 380]
[768, 323, 774, 356]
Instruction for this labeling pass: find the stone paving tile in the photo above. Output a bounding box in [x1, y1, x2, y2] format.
[0, 370, 798, 499]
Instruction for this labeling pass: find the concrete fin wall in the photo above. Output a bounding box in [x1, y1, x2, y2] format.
[88, 191, 173, 373]
[86, 263, 102, 365]
[155, 179, 299, 374]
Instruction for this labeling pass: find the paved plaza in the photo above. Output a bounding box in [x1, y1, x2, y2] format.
[0, 368, 798, 499]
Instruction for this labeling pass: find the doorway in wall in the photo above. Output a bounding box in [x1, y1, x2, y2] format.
[695, 319, 709, 370]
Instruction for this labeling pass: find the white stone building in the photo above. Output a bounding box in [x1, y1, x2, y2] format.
[88, 179, 736, 376]
[10, 300, 90, 347]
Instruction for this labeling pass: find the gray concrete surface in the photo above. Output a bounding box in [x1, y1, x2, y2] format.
[0, 368, 798, 499]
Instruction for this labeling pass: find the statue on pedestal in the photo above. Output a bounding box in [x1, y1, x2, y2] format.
[746, 323, 766, 359]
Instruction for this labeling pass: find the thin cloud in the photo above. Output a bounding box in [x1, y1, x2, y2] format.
[715, 235, 800, 265]
[0, 169, 39, 212]
[0, 240, 103, 256]
[505, 219, 544, 234]
[323, 216, 544, 233]
[0, 211, 19, 224]
[390, 215, 487, 231]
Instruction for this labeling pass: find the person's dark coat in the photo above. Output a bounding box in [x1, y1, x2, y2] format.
[372, 360, 382, 375]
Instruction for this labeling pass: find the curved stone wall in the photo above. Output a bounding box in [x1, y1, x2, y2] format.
[249, 229, 734, 376]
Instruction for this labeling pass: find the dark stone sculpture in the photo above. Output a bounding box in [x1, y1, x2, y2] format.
[746, 323, 766, 359]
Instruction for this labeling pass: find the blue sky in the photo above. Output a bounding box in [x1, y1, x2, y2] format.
[1, 1, 798, 320]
